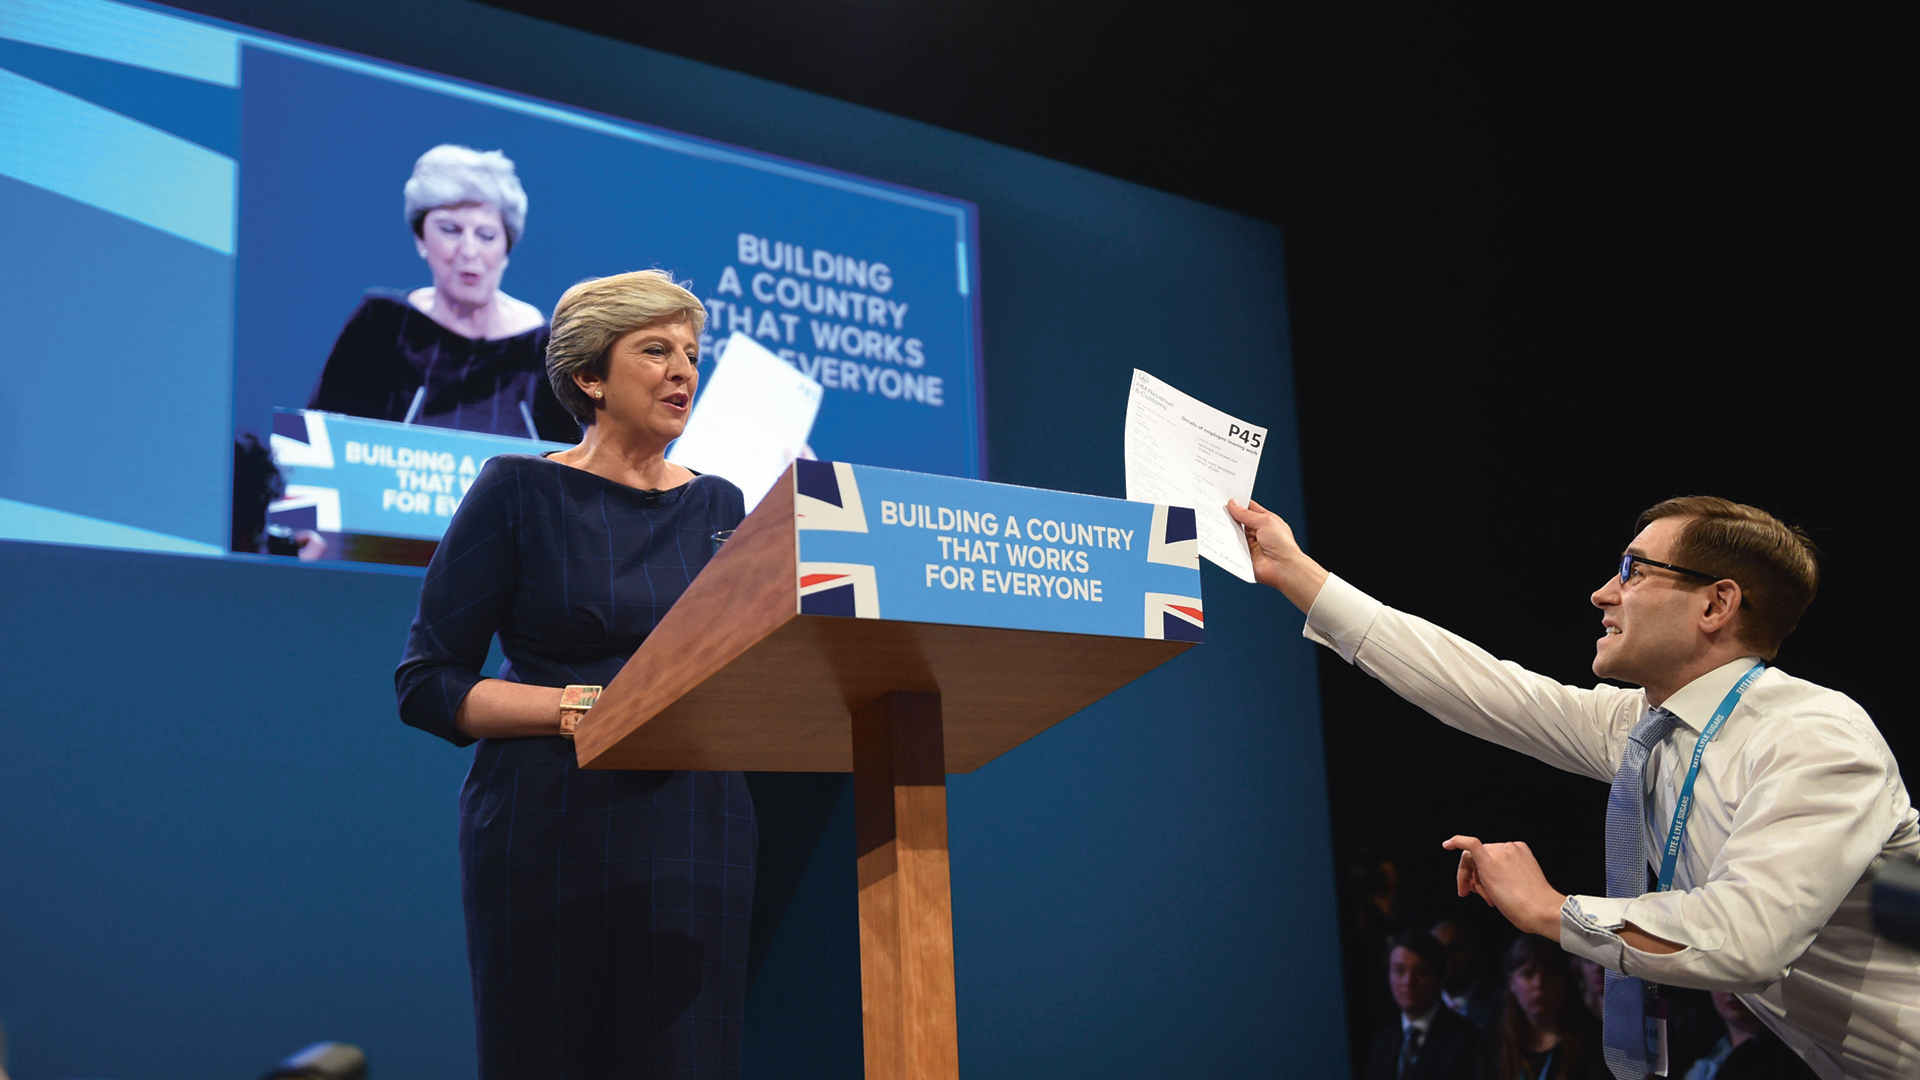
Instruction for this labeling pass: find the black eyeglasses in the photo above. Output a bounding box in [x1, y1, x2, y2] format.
[1618, 553, 1722, 586]
[1618, 553, 1752, 608]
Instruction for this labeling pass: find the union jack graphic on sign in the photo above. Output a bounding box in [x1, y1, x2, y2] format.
[1143, 592, 1205, 642]
[799, 561, 881, 618]
[1146, 504, 1200, 569]
[794, 459, 869, 533]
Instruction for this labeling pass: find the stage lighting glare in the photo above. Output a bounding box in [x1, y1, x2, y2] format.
[259, 1042, 366, 1080]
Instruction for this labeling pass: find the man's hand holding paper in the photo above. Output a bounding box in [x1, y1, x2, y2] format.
[1123, 369, 1268, 581]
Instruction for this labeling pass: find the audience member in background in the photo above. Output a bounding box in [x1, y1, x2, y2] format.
[1571, 949, 1728, 1074]
[1367, 930, 1484, 1080]
[1492, 935, 1605, 1080]
[1664, 988, 1734, 1077]
[1569, 956, 1605, 1021]
[1685, 993, 1819, 1080]
[1344, 847, 1410, 1066]
[1433, 917, 1505, 1030]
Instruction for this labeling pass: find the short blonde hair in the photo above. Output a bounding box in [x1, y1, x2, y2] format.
[546, 270, 708, 424]
[404, 145, 528, 250]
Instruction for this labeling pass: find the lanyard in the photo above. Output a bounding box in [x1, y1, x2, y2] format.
[1655, 660, 1767, 892]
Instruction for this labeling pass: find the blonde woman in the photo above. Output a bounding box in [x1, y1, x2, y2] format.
[398, 271, 753, 1078]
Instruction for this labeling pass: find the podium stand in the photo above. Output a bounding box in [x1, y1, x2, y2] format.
[576, 461, 1204, 1079]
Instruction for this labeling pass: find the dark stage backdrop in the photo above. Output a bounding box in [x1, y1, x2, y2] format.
[0, 2, 1335, 1079]
[1249, 14, 1912, 1068]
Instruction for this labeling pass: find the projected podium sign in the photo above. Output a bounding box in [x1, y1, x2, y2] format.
[266, 408, 570, 560]
[576, 461, 1202, 1078]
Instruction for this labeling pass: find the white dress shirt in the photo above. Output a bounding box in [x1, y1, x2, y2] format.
[1402, 1001, 1441, 1043]
[1305, 573, 1920, 1080]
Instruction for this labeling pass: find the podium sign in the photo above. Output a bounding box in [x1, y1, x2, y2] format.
[793, 461, 1204, 641]
[576, 461, 1203, 774]
[267, 408, 569, 541]
[576, 461, 1204, 1079]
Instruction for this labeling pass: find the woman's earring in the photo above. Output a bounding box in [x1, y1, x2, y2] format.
[592, 389, 604, 400]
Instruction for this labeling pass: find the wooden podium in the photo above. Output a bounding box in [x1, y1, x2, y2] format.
[575, 462, 1203, 1079]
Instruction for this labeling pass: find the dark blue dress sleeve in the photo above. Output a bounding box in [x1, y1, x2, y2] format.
[395, 457, 521, 746]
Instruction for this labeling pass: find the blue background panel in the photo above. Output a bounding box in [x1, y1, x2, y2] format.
[0, 0, 242, 85]
[0, 171, 232, 547]
[0, 35, 239, 156]
[0, 64, 235, 253]
[0, 542, 473, 1080]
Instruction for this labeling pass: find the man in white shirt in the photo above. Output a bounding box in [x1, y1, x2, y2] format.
[1225, 495, 1920, 1079]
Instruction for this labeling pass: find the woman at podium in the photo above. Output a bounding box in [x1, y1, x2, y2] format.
[307, 144, 579, 443]
[396, 270, 754, 1078]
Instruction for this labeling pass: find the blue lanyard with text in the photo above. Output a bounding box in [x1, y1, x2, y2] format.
[1655, 660, 1767, 892]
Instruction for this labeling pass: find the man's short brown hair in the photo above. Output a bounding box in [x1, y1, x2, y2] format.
[1636, 496, 1820, 658]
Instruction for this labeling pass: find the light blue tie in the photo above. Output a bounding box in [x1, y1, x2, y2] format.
[1602, 705, 1678, 1080]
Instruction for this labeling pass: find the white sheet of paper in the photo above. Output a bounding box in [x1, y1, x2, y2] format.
[667, 332, 824, 511]
[1123, 368, 1267, 582]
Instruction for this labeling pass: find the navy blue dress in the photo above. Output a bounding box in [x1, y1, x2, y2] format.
[396, 453, 756, 1079]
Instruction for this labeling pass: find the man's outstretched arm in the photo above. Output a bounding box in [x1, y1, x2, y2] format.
[1226, 498, 1687, 958]
[1225, 499, 1625, 779]
[1227, 502, 1868, 991]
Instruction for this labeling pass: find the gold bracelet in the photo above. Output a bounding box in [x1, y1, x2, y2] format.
[557, 684, 603, 740]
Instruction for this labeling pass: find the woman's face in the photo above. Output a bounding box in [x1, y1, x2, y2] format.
[416, 202, 509, 308]
[578, 314, 700, 448]
[1509, 960, 1565, 1028]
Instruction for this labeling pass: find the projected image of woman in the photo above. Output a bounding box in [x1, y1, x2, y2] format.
[307, 144, 578, 442]
[396, 271, 753, 1078]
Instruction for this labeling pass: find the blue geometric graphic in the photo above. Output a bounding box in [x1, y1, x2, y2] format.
[0, 172, 232, 545]
[0, 35, 239, 155]
[0, 0, 240, 85]
[0, 66, 234, 252]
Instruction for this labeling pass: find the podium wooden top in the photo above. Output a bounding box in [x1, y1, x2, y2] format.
[574, 468, 1196, 773]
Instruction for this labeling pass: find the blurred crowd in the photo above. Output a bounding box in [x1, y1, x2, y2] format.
[1342, 850, 1817, 1080]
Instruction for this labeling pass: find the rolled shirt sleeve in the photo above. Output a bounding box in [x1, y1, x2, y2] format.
[1560, 710, 1901, 991]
